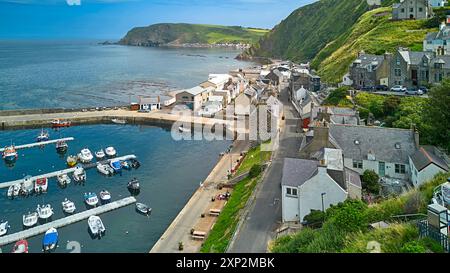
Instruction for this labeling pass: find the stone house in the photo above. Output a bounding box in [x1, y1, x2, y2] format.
[392, 0, 434, 20]
[424, 16, 450, 56]
[349, 52, 390, 88]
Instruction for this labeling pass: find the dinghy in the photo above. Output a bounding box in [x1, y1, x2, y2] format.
[97, 163, 113, 176]
[7, 184, 21, 198]
[0, 221, 10, 236]
[136, 203, 152, 215]
[61, 198, 76, 214]
[88, 215, 106, 238]
[12, 240, 29, 253]
[42, 228, 58, 252]
[23, 212, 38, 227]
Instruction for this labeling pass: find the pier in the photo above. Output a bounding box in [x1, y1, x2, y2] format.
[0, 196, 137, 246]
[0, 154, 137, 189]
[0, 137, 75, 152]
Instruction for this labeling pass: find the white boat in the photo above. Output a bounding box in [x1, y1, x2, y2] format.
[136, 203, 152, 215]
[97, 163, 113, 176]
[23, 212, 38, 227]
[105, 147, 117, 157]
[36, 204, 54, 219]
[111, 118, 126, 124]
[34, 178, 48, 193]
[61, 198, 76, 214]
[99, 190, 111, 202]
[2, 145, 18, 162]
[36, 129, 50, 142]
[84, 192, 99, 207]
[78, 148, 94, 163]
[57, 174, 71, 187]
[42, 228, 58, 251]
[0, 221, 10, 236]
[127, 178, 140, 191]
[73, 166, 86, 183]
[21, 176, 34, 196]
[88, 215, 105, 237]
[178, 125, 191, 133]
[95, 149, 106, 160]
[7, 184, 21, 198]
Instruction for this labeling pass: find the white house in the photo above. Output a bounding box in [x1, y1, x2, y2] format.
[293, 86, 312, 119]
[409, 146, 449, 187]
[234, 87, 256, 116]
[198, 101, 223, 117]
[424, 16, 450, 55]
[429, 0, 447, 7]
[281, 149, 362, 223]
[138, 96, 161, 111]
[175, 86, 214, 111]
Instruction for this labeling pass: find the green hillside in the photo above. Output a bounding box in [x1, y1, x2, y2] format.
[119, 23, 268, 46]
[238, 0, 372, 61]
[315, 7, 437, 83]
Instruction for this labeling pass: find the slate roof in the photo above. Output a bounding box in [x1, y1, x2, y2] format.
[399, 50, 433, 65]
[329, 124, 416, 164]
[185, 86, 207, 96]
[345, 167, 362, 188]
[355, 54, 385, 70]
[281, 158, 318, 187]
[410, 146, 449, 172]
[430, 55, 450, 69]
[327, 169, 346, 190]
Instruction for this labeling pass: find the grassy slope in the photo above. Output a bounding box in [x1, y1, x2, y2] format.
[119, 23, 268, 45]
[315, 7, 437, 83]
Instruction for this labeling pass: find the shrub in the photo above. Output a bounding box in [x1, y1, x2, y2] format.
[361, 170, 380, 195]
[271, 228, 317, 253]
[248, 164, 262, 178]
[403, 191, 425, 215]
[400, 240, 427, 253]
[303, 209, 326, 227]
[328, 199, 368, 233]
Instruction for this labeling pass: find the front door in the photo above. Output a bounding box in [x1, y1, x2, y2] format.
[379, 162, 385, 177]
[411, 69, 418, 86]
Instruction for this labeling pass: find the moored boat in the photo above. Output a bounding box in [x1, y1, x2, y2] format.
[127, 178, 140, 191]
[57, 173, 71, 187]
[42, 228, 58, 252]
[7, 184, 21, 198]
[56, 140, 68, 153]
[121, 160, 131, 170]
[51, 119, 71, 128]
[20, 176, 34, 196]
[36, 129, 50, 142]
[66, 155, 78, 167]
[136, 203, 152, 215]
[2, 145, 18, 162]
[34, 178, 48, 193]
[78, 148, 94, 163]
[130, 158, 141, 169]
[87, 215, 106, 238]
[36, 204, 54, 219]
[84, 192, 99, 207]
[99, 190, 111, 202]
[61, 198, 76, 214]
[22, 212, 38, 227]
[105, 146, 117, 157]
[95, 149, 106, 160]
[12, 239, 29, 253]
[97, 162, 113, 176]
[0, 221, 10, 236]
[110, 159, 122, 174]
[111, 118, 126, 124]
[178, 125, 191, 133]
[73, 166, 86, 183]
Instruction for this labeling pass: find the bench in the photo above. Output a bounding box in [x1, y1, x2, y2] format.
[191, 231, 206, 240]
[209, 209, 221, 216]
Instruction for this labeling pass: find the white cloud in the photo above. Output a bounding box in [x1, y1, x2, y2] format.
[66, 0, 81, 5]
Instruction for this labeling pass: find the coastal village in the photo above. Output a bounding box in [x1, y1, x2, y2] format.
[0, 0, 449, 254]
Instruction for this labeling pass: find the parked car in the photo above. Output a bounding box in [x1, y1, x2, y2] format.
[374, 85, 388, 91]
[418, 86, 428, 93]
[360, 86, 374, 92]
[137, 109, 150, 113]
[390, 85, 406, 92]
[405, 87, 424, 95]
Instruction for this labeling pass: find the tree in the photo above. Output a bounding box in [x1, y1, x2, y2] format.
[303, 209, 326, 227]
[248, 164, 262, 178]
[383, 96, 400, 116]
[361, 170, 380, 195]
[424, 79, 450, 153]
[328, 199, 368, 233]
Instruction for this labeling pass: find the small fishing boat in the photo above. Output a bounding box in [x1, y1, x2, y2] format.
[66, 155, 78, 167]
[136, 203, 152, 215]
[7, 184, 21, 198]
[12, 239, 29, 253]
[78, 148, 94, 163]
[130, 158, 141, 169]
[51, 119, 71, 128]
[84, 192, 99, 207]
[127, 178, 140, 191]
[95, 149, 106, 160]
[99, 190, 111, 202]
[42, 228, 58, 252]
[111, 118, 126, 125]
[121, 160, 131, 170]
[61, 198, 76, 214]
[23, 212, 38, 227]
[36, 204, 54, 219]
[36, 129, 50, 142]
[73, 166, 86, 183]
[0, 221, 10, 236]
[20, 176, 34, 196]
[56, 140, 68, 153]
[2, 145, 18, 162]
[97, 163, 113, 176]
[105, 146, 117, 157]
[178, 125, 191, 133]
[110, 159, 122, 174]
[88, 215, 106, 238]
[34, 178, 48, 193]
[57, 173, 71, 187]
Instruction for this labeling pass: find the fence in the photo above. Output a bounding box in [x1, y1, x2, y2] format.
[418, 220, 449, 253]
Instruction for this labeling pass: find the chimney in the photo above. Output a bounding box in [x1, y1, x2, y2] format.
[411, 124, 420, 148]
[314, 121, 330, 147]
[318, 159, 328, 175]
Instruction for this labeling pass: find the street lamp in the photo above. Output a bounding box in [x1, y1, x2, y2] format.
[321, 192, 327, 212]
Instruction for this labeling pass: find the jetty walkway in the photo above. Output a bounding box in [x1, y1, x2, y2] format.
[0, 196, 137, 246]
[0, 137, 75, 152]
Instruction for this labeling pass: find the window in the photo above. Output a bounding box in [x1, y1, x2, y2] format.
[395, 68, 401, 77]
[410, 8, 413, 13]
[395, 164, 406, 174]
[401, 8, 405, 13]
[396, 57, 401, 66]
[419, 7, 423, 12]
[286, 187, 297, 197]
[353, 159, 363, 169]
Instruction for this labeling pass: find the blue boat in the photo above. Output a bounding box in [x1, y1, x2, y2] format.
[36, 129, 50, 142]
[110, 159, 122, 174]
[42, 227, 58, 252]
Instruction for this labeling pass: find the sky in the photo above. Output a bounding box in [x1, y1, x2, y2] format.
[0, 0, 315, 39]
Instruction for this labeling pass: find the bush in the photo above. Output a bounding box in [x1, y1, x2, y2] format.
[303, 209, 326, 227]
[400, 240, 427, 253]
[248, 164, 262, 178]
[271, 228, 317, 253]
[361, 170, 380, 195]
[403, 191, 424, 215]
[328, 199, 368, 233]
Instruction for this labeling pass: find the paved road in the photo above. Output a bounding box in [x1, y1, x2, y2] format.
[228, 84, 302, 253]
